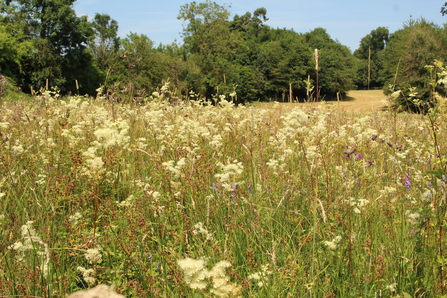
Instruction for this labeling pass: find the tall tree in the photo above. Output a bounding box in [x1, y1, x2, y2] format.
[441, 2, 447, 15]
[381, 18, 447, 112]
[0, 20, 33, 84]
[354, 27, 389, 89]
[178, 0, 244, 98]
[1, 0, 100, 94]
[88, 13, 120, 71]
[305, 28, 356, 97]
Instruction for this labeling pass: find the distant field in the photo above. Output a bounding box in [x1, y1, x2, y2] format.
[255, 90, 389, 113]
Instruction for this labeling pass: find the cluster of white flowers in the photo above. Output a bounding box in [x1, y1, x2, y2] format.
[81, 146, 105, 179]
[162, 158, 187, 179]
[8, 221, 50, 277]
[215, 160, 244, 192]
[85, 245, 103, 264]
[323, 235, 342, 250]
[93, 119, 130, 149]
[193, 222, 214, 241]
[177, 257, 241, 297]
[405, 210, 421, 225]
[346, 197, 370, 214]
[77, 266, 97, 287]
[68, 212, 83, 226]
[247, 265, 272, 288]
[116, 195, 135, 208]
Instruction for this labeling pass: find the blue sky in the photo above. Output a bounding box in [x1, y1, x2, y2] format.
[74, 0, 447, 51]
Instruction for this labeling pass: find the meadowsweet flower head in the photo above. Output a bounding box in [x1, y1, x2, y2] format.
[215, 160, 244, 192]
[405, 210, 421, 225]
[68, 212, 83, 225]
[193, 222, 214, 241]
[116, 195, 135, 208]
[177, 258, 208, 289]
[85, 246, 102, 264]
[323, 235, 342, 250]
[77, 266, 97, 287]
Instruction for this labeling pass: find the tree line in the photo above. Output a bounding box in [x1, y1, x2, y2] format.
[1, 0, 447, 105]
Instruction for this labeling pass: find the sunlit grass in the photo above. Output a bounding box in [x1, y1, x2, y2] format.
[0, 90, 446, 297]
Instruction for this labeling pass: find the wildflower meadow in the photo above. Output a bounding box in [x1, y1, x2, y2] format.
[3, 65, 447, 297]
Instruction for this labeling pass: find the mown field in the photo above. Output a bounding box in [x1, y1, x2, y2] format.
[256, 90, 388, 113]
[1, 90, 447, 297]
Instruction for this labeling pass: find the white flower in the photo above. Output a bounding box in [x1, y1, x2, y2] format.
[405, 210, 421, 225]
[116, 195, 135, 208]
[77, 266, 97, 287]
[177, 258, 208, 289]
[85, 246, 102, 264]
[386, 282, 397, 292]
[68, 212, 83, 225]
[193, 222, 214, 241]
[323, 235, 342, 250]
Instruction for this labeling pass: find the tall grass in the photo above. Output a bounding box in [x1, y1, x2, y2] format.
[0, 85, 446, 297]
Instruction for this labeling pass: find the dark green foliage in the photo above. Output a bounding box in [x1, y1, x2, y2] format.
[2, 0, 446, 106]
[381, 18, 447, 112]
[0, 0, 101, 95]
[305, 28, 356, 97]
[88, 13, 120, 72]
[354, 27, 389, 89]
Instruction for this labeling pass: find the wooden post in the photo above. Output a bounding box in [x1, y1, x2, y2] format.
[314, 49, 319, 102]
[46, 79, 48, 90]
[289, 83, 293, 103]
[75, 80, 79, 95]
[368, 47, 371, 90]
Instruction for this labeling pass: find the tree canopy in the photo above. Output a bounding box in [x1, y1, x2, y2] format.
[0, 0, 445, 109]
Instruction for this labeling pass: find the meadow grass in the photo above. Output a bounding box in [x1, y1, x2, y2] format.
[0, 90, 446, 297]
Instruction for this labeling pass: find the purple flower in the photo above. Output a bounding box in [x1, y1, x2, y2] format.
[147, 253, 153, 262]
[404, 173, 411, 190]
[355, 154, 363, 160]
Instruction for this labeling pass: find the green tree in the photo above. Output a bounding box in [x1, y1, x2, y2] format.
[381, 18, 447, 112]
[305, 28, 356, 98]
[0, 21, 33, 84]
[1, 0, 100, 94]
[441, 2, 447, 15]
[107, 33, 186, 101]
[178, 0, 244, 99]
[354, 27, 389, 89]
[88, 13, 120, 72]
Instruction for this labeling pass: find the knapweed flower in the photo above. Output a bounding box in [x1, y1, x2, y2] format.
[404, 173, 411, 190]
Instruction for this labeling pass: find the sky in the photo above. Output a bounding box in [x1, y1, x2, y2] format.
[73, 0, 447, 52]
